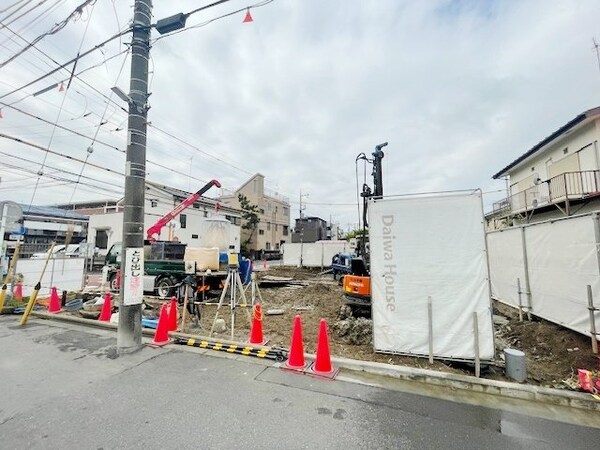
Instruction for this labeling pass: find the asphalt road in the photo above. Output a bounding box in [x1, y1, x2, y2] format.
[1, 315, 599, 450]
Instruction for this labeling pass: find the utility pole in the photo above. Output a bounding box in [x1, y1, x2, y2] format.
[118, 0, 152, 354]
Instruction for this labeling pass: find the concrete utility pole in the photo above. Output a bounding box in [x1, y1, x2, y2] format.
[118, 0, 152, 353]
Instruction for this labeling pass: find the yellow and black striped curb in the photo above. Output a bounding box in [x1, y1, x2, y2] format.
[172, 337, 286, 361]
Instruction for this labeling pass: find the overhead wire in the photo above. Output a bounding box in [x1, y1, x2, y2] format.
[0, 25, 131, 101]
[0, 0, 94, 68]
[28, 0, 97, 208]
[0, 0, 33, 22]
[152, 0, 274, 43]
[0, 1, 28, 15]
[0, 0, 65, 44]
[0, 0, 49, 30]
[65, 46, 130, 204]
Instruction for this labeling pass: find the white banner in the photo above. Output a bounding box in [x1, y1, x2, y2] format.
[369, 192, 495, 361]
[123, 247, 144, 305]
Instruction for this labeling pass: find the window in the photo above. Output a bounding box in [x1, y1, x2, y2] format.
[260, 208, 265, 214]
[191, 234, 198, 239]
[275, 206, 278, 213]
[283, 207, 289, 216]
[266, 242, 271, 250]
[259, 229, 264, 235]
[180, 214, 187, 229]
[267, 222, 271, 231]
[563, 147, 569, 155]
[275, 243, 280, 250]
[150, 199, 158, 207]
[193, 203, 200, 209]
[267, 202, 272, 212]
[283, 225, 289, 236]
[275, 224, 278, 232]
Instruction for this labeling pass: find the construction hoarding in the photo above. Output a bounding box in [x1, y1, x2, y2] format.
[282, 240, 350, 267]
[487, 213, 600, 337]
[15, 257, 85, 297]
[368, 191, 495, 361]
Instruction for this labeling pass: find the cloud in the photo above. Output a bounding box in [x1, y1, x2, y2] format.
[1, 0, 600, 229]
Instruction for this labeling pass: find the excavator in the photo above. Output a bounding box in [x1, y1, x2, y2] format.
[340, 142, 387, 316]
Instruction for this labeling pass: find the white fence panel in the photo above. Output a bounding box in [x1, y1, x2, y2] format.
[282, 241, 350, 267]
[15, 257, 85, 297]
[369, 192, 495, 361]
[526, 216, 600, 335]
[487, 214, 600, 338]
[487, 228, 525, 307]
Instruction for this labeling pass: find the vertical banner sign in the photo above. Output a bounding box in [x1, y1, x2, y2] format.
[123, 247, 144, 305]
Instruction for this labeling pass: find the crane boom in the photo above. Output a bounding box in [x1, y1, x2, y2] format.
[146, 179, 222, 242]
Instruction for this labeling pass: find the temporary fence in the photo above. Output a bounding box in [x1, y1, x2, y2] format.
[368, 191, 495, 364]
[487, 213, 600, 347]
[282, 240, 350, 267]
[14, 257, 86, 297]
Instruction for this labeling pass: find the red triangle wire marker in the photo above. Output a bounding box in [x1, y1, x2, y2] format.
[243, 8, 253, 23]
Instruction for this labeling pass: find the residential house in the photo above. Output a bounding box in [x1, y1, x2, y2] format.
[488, 106, 600, 229]
[219, 174, 291, 255]
[291, 216, 328, 243]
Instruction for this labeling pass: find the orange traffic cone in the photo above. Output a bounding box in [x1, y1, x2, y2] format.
[151, 303, 171, 346]
[168, 297, 178, 332]
[13, 282, 23, 301]
[98, 292, 112, 322]
[48, 287, 61, 313]
[309, 319, 337, 378]
[249, 304, 266, 345]
[284, 315, 307, 370]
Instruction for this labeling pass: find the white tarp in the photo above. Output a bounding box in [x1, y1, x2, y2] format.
[15, 257, 85, 296]
[488, 214, 600, 336]
[487, 229, 525, 307]
[369, 192, 495, 361]
[282, 241, 350, 267]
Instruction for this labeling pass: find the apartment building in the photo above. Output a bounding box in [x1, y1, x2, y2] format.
[219, 173, 291, 255]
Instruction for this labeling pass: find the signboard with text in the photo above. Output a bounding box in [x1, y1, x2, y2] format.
[123, 247, 144, 305]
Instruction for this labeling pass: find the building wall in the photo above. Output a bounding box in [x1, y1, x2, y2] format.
[508, 120, 600, 195]
[88, 191, 240, 253]
[292, 217, 328, 243]
[220, 174, 291, 252]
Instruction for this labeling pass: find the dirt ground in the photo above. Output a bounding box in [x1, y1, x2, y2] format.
[149, 266, 598, 388]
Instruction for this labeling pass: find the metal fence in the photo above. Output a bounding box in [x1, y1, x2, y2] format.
[492, 170, 600, 214]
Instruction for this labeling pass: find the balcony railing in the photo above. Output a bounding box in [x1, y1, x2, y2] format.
[492, 170, 600, 215]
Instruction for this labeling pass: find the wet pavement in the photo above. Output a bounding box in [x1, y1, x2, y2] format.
[1, 315, 599, 449]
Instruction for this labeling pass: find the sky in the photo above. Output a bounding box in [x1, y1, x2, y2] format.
[1, 0, 600, 230]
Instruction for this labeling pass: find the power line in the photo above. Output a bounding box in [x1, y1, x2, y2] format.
[153, 0, 274, 43]
[0, 26, 131, 101]
[0, 0, 33, 22]
[0, 1, 28, 16]
[0, 132, 125, 176]
[0, 0, 95, 68]
[0, 150, 124, 190]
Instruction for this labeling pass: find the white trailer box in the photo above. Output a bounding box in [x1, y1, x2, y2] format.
[368, 191, 494, 361]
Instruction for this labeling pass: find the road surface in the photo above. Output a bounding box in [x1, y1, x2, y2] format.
[0, 315, 599, 449]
